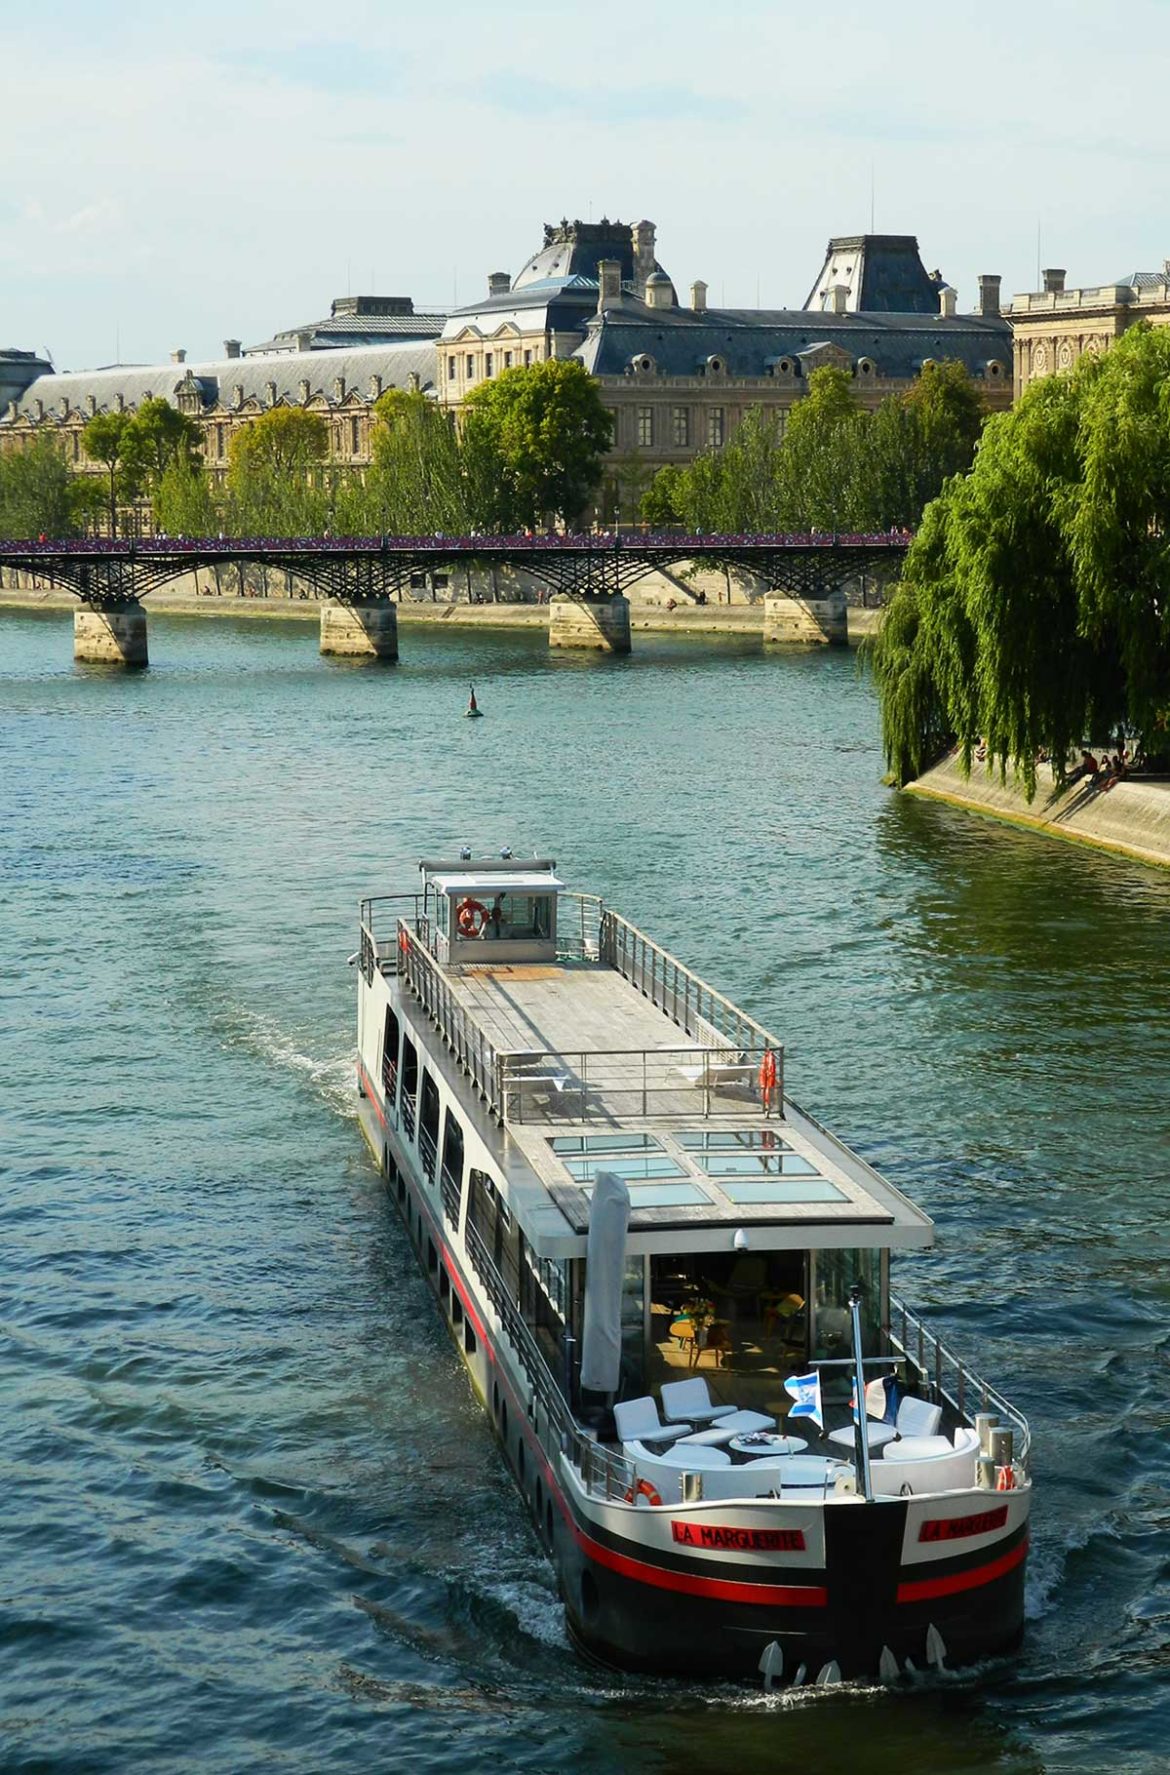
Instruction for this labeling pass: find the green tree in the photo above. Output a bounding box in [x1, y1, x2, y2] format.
[225, 407, 330, 534]
[82, 410, 137, 534]
[0, 434, 83, 538]
[124, 397, 203, 511]
[868, 328, 1170, 794]
[461, 358, 613, 529]
[343, 389, 471, 534]
[772, 366, 866, 530]
[640, 464, 685, 526]
[154, 451, 220, 536]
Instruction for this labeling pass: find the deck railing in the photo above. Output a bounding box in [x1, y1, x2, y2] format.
[557, 892, 604, 961]
[398, 920, 502, 1111]
[499, 1043, 773, 1124]
[463, 1220, 636, 1501]
[887, 1293, 1032, 1470]
[600, 908, 784, 1098]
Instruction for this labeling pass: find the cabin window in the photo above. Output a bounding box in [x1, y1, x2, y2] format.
[467, 1167, 519, 1294]
[439, 1109, 465, 1229]
[381, 1006, 400, 1101]
[813, 1247, 881, 1360]
[419, 1070, 441, 1181]
[641, 1250, 808, 1404]
[452, 892, 551, 944]
[400, 1035, 418, 1139]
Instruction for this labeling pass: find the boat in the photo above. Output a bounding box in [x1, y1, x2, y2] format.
[353, 855, 1031, 1684]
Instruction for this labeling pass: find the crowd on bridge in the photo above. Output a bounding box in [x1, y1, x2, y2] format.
[4, 527, 915, 556]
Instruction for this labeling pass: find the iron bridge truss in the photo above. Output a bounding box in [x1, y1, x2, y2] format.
[0, 535, 911, 610]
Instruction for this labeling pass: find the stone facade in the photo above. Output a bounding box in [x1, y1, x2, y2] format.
[1010, 265, 1170, 397]
[1, 220, 1013, 521]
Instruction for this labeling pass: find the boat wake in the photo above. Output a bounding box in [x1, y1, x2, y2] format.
[220, 1007, 357, 1117]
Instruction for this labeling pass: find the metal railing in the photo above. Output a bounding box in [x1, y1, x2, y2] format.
[887, 1293, 1032, 1470]
[600, 908, 784, 1100]
[557, 892, 604, 961]
[463, 1220, 636, 1500]
[401, 1091, 417, 1141]
[398, 921, 501, 1110]
[499, 1044, 772, 1124]
[418, 1123, 438, 1183]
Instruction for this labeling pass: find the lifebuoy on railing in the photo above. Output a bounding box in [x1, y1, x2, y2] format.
[623, 1477, 663, 1508]
[398, 927, 410, 956]
[995, 1464, 1017, 1491]
[457, 898, 487, 938]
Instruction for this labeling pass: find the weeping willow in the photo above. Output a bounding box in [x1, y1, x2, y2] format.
[869, 324, 1170, 796]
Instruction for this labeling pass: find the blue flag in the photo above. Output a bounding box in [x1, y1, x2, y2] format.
[783, 1370, 823, 1431]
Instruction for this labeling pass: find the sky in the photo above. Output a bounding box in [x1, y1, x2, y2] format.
[4, 0, 1170, 371]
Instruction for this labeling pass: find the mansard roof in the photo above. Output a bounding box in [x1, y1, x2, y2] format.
[247, 296, 447, 355]
[803, 234, 945, 315]
[2, 341, 439, 424]
[575, 305, 1012, 381]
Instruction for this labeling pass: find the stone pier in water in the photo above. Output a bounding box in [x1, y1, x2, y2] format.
[319, 600, 399, 660]
[548, 594, 631, 653]
[763, 591, 847, 646]
[74, 604, 149, 667]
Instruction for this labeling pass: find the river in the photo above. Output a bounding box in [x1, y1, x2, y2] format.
[2, 607, 1168, 1774]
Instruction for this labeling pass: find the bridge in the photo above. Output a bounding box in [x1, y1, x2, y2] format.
[0, 532, 910, 665]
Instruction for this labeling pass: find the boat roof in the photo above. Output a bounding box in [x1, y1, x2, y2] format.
[430, 870, 566, 895]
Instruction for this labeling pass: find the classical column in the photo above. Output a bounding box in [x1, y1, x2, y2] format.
[763, 591, 847, 647]
[73, 602, 149, 667]
[548, 594, 632, 653]
[319, 599, 398, 660]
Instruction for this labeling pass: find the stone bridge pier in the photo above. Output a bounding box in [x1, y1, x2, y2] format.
[74, 602, 149, 667]
[319, 599, 399, 659]
[547, 594, 632, 653]
[762, 589, 848, 646]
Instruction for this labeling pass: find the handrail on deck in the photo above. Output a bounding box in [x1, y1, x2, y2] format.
[888, 1292, 1032, 1470]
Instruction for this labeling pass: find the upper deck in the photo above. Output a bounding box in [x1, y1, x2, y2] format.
[359, 858, 933, 1253]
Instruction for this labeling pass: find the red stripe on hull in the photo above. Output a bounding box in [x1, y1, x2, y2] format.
[896, 1532, 1028, 1604]
[569, 1523, 829, 1607]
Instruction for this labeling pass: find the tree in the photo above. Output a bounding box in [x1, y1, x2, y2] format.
[461, 358, 613, 529]
[640, 464, 685, 526]
[0, 434, 77, 538]
[772, 366, 866, 530]
[124, 397, 203, 508]
[154, 452, 220, 536]
[341, 389, 471, 535]
[82, 410, 136, 535]
[868, 325, 1170, 794]
[225, 407, 330, 534]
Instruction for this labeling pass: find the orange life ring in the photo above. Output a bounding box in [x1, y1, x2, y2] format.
[995, 1464, 1017, 1491]
[398, 928, 409, 955]
[624, 1477, 663, 1508]
[759, 1050, 777, 1089]
[456, 898, 487, 938]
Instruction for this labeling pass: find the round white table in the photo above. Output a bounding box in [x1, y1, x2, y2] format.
[728, 1432, 808, 1458]
[761, 1454, 851, 1489]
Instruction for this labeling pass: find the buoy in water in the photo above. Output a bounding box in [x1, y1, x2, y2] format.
[465, 682, 484, 718]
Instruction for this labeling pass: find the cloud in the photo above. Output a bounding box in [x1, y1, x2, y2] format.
[472, 75, 745, 126]
[220, 38, 401, 96]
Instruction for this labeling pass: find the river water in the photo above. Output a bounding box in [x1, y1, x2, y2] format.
[2, 607, 1168, 1775]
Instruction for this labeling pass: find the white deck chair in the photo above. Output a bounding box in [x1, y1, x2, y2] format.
[827, 1392, 943, 1453]
[613, 1395, 692, 1447]
[660, 1378, 775, 1436]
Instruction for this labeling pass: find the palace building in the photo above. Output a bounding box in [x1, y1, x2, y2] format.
[1010, 264, 1170, 396]
[1, 218, 1012, 515]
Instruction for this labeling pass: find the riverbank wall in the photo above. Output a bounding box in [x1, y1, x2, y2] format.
[908, 750, 1170, 869]
[0, 578, 882, 644]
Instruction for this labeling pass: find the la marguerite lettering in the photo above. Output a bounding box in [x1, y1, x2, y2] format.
[918, 1506, 1009, 1543]
[671, 1522, 807, 1553]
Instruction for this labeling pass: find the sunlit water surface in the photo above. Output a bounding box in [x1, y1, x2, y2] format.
[2, 608, 1168, 1774]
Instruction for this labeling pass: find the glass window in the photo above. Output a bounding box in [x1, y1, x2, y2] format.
[707, 407, 724, 447]
[695, 1153, 821, 1178]
[504, 351, 512, 369]
[485, 352, 494, 377]
[550, 1134, 664, 1155]
[455, 892, 552, 943]
[677, 1130, 794, 1153]
[563, 1155, 686, 1183]
[440, 1110, 465, 1227]
[672, 406, 689, 448]
[719, 1179, 846, 1204]
[524, 349, 533, 366]
[466, 354, 474, 378]
[448, 355, 456, 378]
[814, 1247, 881, 1357]
[381, 1005, 400, 1099]
[350, 416, 360, 453]
[637, 406, 653, 447]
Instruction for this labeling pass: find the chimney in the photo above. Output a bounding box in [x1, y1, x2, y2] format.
[597, 258, 622, 311]
[488, 271, 511, 297]
[233, 384, 244, 409]
[170, 347, 186, 364]
[831, 283, 849, 314]
[369, 374, 383, 399]
[632, 219, 656, 298]
[939, 285, 957, 318]
[114, 392, 124, 411]
[86, 393, 97, 415]
[1043, 268, 1066, 294]
[265, 379, 277, 407]
[332, 375, 346, 401]
[296, 330, 313, 352]
[977, 274, 1002, 318]
[408, 370, 421, 393]
[298, 378, 311, 404]
[690, 279, 708, 313]
[223, 338, 241, 359]
[35, 398, 44, 419]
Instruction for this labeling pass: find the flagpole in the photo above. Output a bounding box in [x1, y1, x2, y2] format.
[849, 1285, 875, 1503]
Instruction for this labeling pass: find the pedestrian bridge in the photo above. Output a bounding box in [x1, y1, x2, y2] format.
[0, 532, 911, 665]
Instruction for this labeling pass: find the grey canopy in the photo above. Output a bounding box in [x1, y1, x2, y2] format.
[579, 1170, 631, 1394]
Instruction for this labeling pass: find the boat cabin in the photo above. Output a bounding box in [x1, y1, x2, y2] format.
[423, 856, 564, 965]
